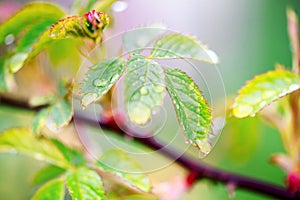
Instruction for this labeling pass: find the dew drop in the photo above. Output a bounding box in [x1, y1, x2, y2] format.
[232, 104, 253, 118]
[81, 93, 98, 107]
[205, 49, 219, 64]
[5, 34, 14, 45]
[127, 102, 151, 124]
[196, 139, 212, 158]
[9, 53, 28, 72]
[262, 90, 276, 99]
[93, 79, 107, 87]
[241, 91, 262, 104]
[140, 87, 148, 95]
[289, 84, 300, 91]
[259, 100, 267, 108]
[154, 85, 165, 93]
[110, 74, 119, 83]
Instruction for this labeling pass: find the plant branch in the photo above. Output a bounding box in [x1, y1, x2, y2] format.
[1, 95, 300, 199]
[287, 8, 300, 160]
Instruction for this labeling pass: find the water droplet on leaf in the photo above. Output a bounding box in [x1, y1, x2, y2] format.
[9, 53, 28, 72]
[232, 104, 253, 118]
[241, 91, 262, 104]
[110, 74, 120, 83]
[259, 100, 267, 108]
[82, 93, 98, 107]
[196, 139, 212, 158]
[289, 84, 300, 91]
[262, 90, 276, 99]
[127, 102, 151, 124]
[5, 34, 14, 45]
[93, 79, 107, 87]
[140, 87, 148, 95]
[154, 85, 165, 93]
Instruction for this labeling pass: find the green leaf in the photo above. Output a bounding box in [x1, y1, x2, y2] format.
[0, 57, 15, 92]
[164, 68, 212, 155]
[66, 167, 106, 200]
[29, 95, 56, 107]
[33, 165, 66, 186]
[8, 19, 57, 72]
[32, 178, 65, 200]
[232, 69, 300, 118]
[96, 149, 151, 193]
[81, 57, 126, 107]
[0, 2, 65, 44]
[151, 33, 218, 64]
[32, 108, 49, 134]
[49, 99, 73, 129]
[0, 128, 71, 169]
[123, 23, 166, 53]
[125, 54, 165, 124]
[51, 139, 86, 166]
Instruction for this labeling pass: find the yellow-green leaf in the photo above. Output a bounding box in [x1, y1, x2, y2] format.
[32, 165, 66, 186]
[96, 149, 151, 193]
[0, 128, 70, 169]
[151, 33, 218, 64]
[32, 108, 49, 134]
[49, 99, 73, 129]
[125, 54, 165, 124]
[0, 2, 65, 44]
[232, 69, 300, 118]
[8, 20, 57, 73]
[0, 57, 15, 92]
[81, 57, 125, 107]
[66, 167, 106, 200]
[164, 68, 212, 156]
[32, 178, 65, 200]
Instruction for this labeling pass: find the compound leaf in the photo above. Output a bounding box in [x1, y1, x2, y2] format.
[32, 178, 65, 200]
[164, 68, 212, 155]
[96, 149, 151, 193]
[232, 69, 300, 118]
[0, 128, 71, 169]
[125, 54, 165, 124]
[81, 57, 126, 107]
[151, 33, 218, 64]
[66, 167, 106, 200]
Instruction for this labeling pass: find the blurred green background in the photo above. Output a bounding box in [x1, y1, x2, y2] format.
[0, 0, 300, 199]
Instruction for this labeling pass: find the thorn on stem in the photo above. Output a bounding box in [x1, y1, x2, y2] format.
[226, 182, 236, 199]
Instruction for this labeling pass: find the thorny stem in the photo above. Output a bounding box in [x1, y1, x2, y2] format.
[1, 95, 300, 199]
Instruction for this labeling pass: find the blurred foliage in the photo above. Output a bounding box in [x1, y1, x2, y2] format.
[0, 0, 299, 200]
